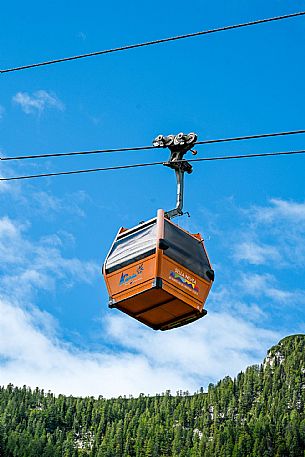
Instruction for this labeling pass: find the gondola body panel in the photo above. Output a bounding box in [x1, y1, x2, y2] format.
[105, 255, 156, 307]
[103, 210, 214, 330]
[160, 255, 211, 308]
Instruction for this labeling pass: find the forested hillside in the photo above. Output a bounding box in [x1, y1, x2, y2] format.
[0, 334, 304, 457]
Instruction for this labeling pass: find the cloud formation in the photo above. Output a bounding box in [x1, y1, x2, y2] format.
[1, 197, 302, 398]
[233, 198, 305, 268]
[250, 198, 305, 225]
[0, 213, 280, 397]
[0, 216, 98, 301]
[234, 240, 280, 265]
[0, 296, 279, 398]
[0, 105, 5, 120]
[12, 90, 65, 115]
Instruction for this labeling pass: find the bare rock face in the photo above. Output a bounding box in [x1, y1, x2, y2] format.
[264, 334, 305, 370]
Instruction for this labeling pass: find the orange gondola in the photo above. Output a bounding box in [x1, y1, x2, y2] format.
[103, 209, 214, 330]
[102, 132, 214, 330]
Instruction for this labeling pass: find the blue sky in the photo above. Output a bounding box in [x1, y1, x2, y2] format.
[1, 0, 305, 397]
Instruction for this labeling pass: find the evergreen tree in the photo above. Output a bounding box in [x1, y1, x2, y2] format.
[0, 335, 304, 456]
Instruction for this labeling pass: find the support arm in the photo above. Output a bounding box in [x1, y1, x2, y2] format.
[165, 169, 184, 219]
[153, 132, 197, 219]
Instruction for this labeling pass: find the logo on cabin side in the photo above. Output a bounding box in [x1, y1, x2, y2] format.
[119, 264, 144, 286]
[169, 270, 199, 294]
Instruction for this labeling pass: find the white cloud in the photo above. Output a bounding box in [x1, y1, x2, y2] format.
[0, 157, 22, 196]
[0, 105, 5, 120]
[251, 198, 305, 225]
[0, 179, 11, 195]
[232, 198, 305, 268]
[0, 216, 281, 397]
[105, 313, 279, 386]
[0, 216, 98, 301]
[267, 287, 297, 303]
[239, 273, 273, 295]
[0, 183, 89, 219]
[239, 273, 305, 306]
[0, 298, 192, 397]
[12, 90, 65, 115]
[210, 286, 268, 321]
[77, 31, 87, 41]
[0, 297, 279, 397]
[234, 240, 280, 265]
[30, 190, 87, 218]
[2, 197, 303, 398]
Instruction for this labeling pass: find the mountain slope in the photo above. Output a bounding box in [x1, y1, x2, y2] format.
[0, 334, 304, 456]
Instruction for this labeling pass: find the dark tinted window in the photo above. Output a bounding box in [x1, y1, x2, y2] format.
[164, 220, 211, 280]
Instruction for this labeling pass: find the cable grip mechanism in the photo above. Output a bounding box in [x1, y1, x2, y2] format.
[153, 132, 197, 219]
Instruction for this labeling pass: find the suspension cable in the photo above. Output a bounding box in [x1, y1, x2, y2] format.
[2, 129, 305, 161]
[1, 149, 305, 182]
[1, 11, 305, 74]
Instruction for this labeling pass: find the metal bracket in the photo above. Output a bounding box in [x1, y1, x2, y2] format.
[153, 132, 197, 219]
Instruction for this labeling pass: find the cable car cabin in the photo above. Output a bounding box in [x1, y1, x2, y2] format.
[103, 209, 214, 331]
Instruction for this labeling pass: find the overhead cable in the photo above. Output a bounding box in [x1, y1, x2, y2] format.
[195, 129, 305, 146]
[2, 128, 305, 161]
[0, 145, 156, 161]
[1, 148, 305, 182]
[1, 11, 305, 74]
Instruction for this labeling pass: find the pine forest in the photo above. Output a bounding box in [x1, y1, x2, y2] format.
[0, 334, 304, 456]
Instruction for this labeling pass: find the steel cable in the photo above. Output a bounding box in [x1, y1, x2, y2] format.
[1, 148, 305, 181]
[2, 129, 305, 161]
[1, 11, 305, 73]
